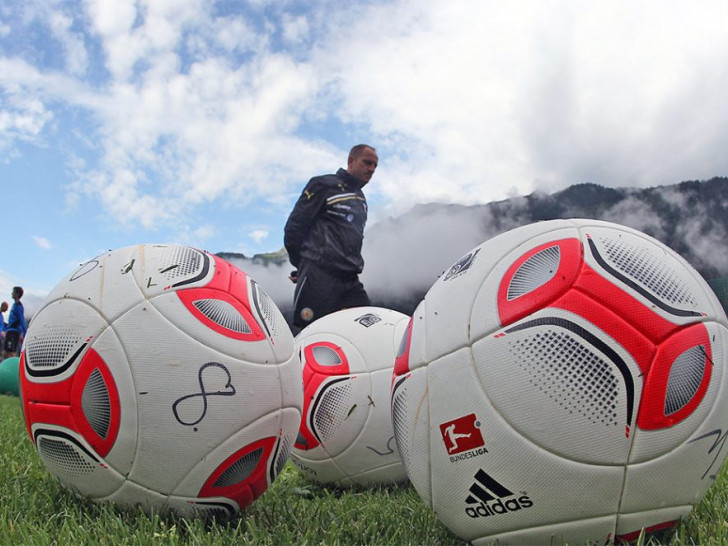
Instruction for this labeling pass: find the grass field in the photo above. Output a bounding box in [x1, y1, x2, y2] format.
[1, 394, 728, 545]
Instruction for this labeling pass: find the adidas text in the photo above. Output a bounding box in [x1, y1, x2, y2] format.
[465, 496, 534, 518]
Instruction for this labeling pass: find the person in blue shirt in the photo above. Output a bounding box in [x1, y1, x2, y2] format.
[3, 287, 27, 359]
[0, 301, 7, 346]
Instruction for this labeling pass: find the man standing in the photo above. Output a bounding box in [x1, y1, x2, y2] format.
[284, 144, 378, 330]
[0, 301, 8, 346]
[3, 286, 27, 359]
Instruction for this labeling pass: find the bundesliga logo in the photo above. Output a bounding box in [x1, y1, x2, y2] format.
[465, 469, 534, 518]
[439, 413, 487, 462]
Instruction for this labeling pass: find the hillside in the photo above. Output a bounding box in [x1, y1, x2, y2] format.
[219, 177, 728, 322]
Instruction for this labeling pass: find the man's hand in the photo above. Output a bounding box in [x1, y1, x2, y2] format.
[289, 270, 298, 284]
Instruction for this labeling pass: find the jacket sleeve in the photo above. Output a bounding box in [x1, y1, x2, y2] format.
[19, 308, 27, 336]
[284, 179, 326, 267]
[8, 304, 27, 336]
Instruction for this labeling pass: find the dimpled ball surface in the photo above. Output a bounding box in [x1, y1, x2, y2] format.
[391, 219, 728, 545]
[20, 243, 302, 517]
[292, 306, 410, 486]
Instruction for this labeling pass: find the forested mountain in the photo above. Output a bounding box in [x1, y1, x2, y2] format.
[220, 177, 728, 321]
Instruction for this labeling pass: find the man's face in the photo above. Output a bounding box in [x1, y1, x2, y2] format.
[347, 148, 378, 183]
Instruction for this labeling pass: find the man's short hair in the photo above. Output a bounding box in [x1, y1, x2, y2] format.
[12, 286, 23, 299]
[349, 144, 376, 160]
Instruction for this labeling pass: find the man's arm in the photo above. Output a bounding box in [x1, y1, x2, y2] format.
[284, 179, 326, 267]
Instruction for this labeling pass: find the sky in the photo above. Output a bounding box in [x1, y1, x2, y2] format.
[2, 0, 728, 317]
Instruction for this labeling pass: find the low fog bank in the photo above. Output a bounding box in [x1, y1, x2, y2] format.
[362, 181, 728, 316]
[231, 178, 728, 326]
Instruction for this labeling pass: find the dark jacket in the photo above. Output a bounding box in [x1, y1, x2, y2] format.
[284, 168, 368, 275]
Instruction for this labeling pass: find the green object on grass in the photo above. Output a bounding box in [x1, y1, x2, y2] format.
[0, 356, 20, 396]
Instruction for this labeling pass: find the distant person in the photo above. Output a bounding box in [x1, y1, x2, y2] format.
[3, 287, 27, 359]
[284, 144, 378, 331]
[0, 301, 7, 346]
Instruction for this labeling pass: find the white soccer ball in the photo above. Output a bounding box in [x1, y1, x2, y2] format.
[391, 219, 728, 545]
[291, 306, 410, 486]
[19, 243, 303, 517]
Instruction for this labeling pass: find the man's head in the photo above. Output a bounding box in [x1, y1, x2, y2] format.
[347, 144, 378, 184]
[0, 301, 7, 313]
[12, 286, 23, 301]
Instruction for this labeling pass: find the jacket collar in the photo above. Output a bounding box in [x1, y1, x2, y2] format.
[337, 168, 367, 189]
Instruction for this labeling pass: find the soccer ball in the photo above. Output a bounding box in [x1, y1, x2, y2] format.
[19, 244, 302, 518]
[291, 306, 410, 486]
[391, 219, 728, 545]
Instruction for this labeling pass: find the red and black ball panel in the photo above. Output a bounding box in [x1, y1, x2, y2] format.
[22, 346, 121, 458]
[497, 238, 583, 328]
[295, 342, 351, 451]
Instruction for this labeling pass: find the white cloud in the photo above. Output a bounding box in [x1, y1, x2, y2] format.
[32, 236, 53, 250]
[0, 89, 54, 152]
[250, 229, 268, 244]
[281, 13, 309, 45]
[85, 0, 153, 81]
[206, 16, 263, 54]
[3, 0, 728, 241]
[191, 224, 216, 242]
[318, 1, 728, 213]
[48, 9, 89, 75]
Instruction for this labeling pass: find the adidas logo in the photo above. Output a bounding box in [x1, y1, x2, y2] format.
[465, 469, 534, 518]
